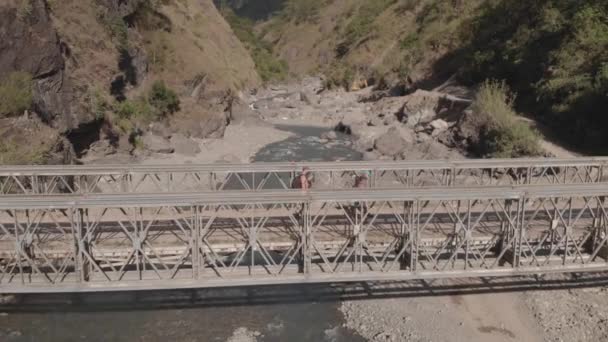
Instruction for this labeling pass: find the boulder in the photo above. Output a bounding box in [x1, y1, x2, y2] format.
[429, 119, 449, 136]
[351, 124, 386, 151]
[321, 130, 338, 140]
[0, 0, 78, 127]
[300, 91, 314, 105]
[170, 110, 228, 139]
[416, 132, 432, 143]
[87, 140, 115, 157]
[374, 127, 409, 157]
[170, 133, 201, 156]
[362, 151, 380, 161]
[405, 108, 436, 128]
[369, 96, 405, 122]
[229, 99, 257, 123]
[142, 134, 174, 154]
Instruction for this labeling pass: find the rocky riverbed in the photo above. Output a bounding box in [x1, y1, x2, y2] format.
[25, 76, 606, 342]
[88, 76, 471, 165]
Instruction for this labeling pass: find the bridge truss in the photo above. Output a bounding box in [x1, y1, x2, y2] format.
[0, 158, 606, 194]
[0, 184, 607, 293]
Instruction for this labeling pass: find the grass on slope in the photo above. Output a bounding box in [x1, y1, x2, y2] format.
[220, 8, 288, 83]
[471, 80, 541, 158]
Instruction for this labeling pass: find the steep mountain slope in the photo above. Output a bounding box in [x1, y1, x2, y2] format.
[0, 0, 259, 164]
[249, 0, 607, 152]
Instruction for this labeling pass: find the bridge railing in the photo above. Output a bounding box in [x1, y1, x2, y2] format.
[0, 157, 607, 194]
[0, 184, 606, 292]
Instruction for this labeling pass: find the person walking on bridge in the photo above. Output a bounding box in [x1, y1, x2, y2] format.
[292, 167, 313, 222]
[292, 167, 312, 191]
[352, 171, 370, 221]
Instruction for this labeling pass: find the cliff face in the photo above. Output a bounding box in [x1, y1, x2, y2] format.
[0, 0, 260, 164]
[0, 0, 76, 129]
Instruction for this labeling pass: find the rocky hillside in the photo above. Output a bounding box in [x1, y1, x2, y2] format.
[223, 0, 608, 153]
[0, 0, 259, 164]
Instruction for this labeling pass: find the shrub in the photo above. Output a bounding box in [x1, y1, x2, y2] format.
[0, 72, 33, 117]
[221, 8, 288, 82]
[282, 0, 324, 24]
[148, 80, 180, 117]
[323, 63, 355, 90]
[460, 1, 608, 150]
[100, 12, 129, 52]
[111, 81, 179, 133]
[0, 141, 47, 165]
[115, 99, 148, 120]
[338, 0, 396, 56]
[17, 0, 34, 21]
[471, 80, 541, 158]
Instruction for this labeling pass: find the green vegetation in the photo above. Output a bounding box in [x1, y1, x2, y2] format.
[337, 0, 396, 57]
[323, 62, 355, 90]
[146, 32, 173, 72]
[111, 80, 179, 133]
[149, 80, 180, 117]
[0, 72, 33, 117]
[220, 8, 288, 83]
[102, 13, 130, 52]
[17, 0, 34, 21]
[458, 0, 608, 151]
[99, 0, 165, 52]
[471, 80, 541, 158]
[0, 141, 47, 165]
[281, 0, 325, 24]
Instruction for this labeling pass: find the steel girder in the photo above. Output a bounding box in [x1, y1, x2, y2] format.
[0, 186, 607, 292]
[1, 158, 607, 194]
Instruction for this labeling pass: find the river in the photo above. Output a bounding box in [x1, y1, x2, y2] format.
[0, 125, 366, 342]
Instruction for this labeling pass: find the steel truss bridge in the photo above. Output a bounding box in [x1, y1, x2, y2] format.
[1, 157, 607, 194]
[0, 158, 607, 293]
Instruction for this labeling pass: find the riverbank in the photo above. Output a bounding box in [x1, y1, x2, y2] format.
[27, 77, 605, 342]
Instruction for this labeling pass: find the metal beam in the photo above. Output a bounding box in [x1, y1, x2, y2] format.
[0, 183, 607, 293]
[1, 158, 607, 194]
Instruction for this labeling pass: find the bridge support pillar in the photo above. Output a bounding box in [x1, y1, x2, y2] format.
[299, 202, 312, 275]
[592, 196, 608, 259]
[73, 208, 90, 282]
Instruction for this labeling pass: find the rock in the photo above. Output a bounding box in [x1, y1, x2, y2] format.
[0, 295, 16, 305]
[148, 122, 172, 138]
[217, 153, 241, 164]
[124, 45, 148, 86]
[349, 124, 389, 152]
[416, 132, 432, 143]
[405, 108, 437, 128]
[226, 327, 259, 342]
[369, 97, 406, 122]
[229, 99, 264, 125]
[87, 140, 115, 157]
[170, 134, 200, 156]
[429, 119, 449, 136]
[0, 0, 78, 128]
[374, 127, 409, 157]
[300, 91, 313, 105]
[321, 130, 338, 140]
[171, 110, 228, 139]
[363, 151, 380, 161]
[142, 134, 174, 154]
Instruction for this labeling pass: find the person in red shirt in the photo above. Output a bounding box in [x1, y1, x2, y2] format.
[300, 167, 312, 191]
[352, 171, 370, 220]
[292, 167, 312, 222]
